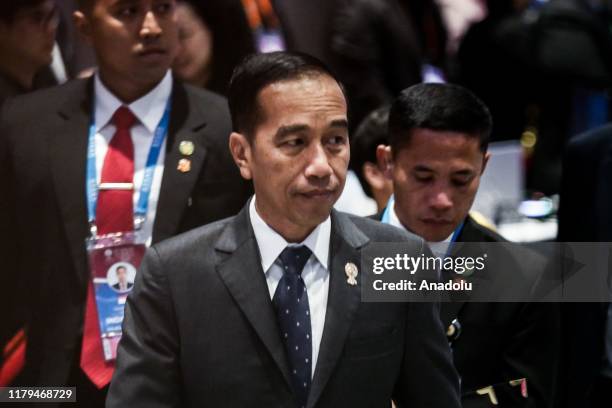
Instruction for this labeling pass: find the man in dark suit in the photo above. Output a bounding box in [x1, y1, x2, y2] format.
[558, 124, 612, 407]
[0, 0, 59, 377]
[107, 51, 461, 408]
[0, 0, 251, 405]
[0, 0, 58, 104]
[376, 83, 560, 407]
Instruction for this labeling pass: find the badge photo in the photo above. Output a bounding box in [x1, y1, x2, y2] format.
[106, 262, 137, 294]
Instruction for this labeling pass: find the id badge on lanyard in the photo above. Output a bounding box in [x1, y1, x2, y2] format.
[86, 232, 146, 361]
[84, 101, 170, 361]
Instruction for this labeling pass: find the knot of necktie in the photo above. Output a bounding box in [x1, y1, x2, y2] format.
[278, 246, 312, 277]
[112, 106, 137, 130]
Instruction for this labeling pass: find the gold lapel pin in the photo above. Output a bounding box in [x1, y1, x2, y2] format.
[345, 262, 358, 286]
[179, 140, 195, 156]
[177, 158, 191, 173]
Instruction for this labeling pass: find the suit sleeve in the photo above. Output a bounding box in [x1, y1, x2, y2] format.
[393, 301, 462, 408]
[393, 240, 461, 408]
[106, 247, 181, 408]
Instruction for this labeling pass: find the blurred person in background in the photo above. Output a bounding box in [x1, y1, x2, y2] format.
[455, 0, 612, 194]
[348, 106, 393, 213]
[0, 0, 58, 382]
[454, 0, 532, 143]
[329, 0, 447, 133]
[173, 0, 255, 95]
[0, 0, 58, 104]
[558, 120, 612, 407]
[436, 0, 486, 56]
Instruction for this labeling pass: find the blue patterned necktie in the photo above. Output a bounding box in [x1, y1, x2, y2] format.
[273, 246, 313, 408]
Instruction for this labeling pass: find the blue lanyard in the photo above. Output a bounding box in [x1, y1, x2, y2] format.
[381, 195, 395, 224]
[86, 102, 171, 235]
[381, 195, 465, 248]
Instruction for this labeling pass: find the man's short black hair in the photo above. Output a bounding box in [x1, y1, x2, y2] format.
[0, 0, 48, 23]
[228, 51, 345, 139]
[388, 83, 492, 154]
[350, 106, 390, 198]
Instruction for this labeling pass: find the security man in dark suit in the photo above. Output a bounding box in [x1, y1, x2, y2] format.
[0, 0, 251, 405]
[376, 83, 560, 407]
[107, 51, 461, 408]
[558, 123, 612, 408]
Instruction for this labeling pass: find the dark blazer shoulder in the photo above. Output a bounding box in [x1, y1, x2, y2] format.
[0, 78, 89, 125]
[181, 81, 227, 106]
[567, 123, 612, 160]
[152, 214, 235, 258]
[2, 78, 88, 114]
[461, 215, 548, 290]
[343, 211, 425, 246]
[459, 215, 507, 243]
[174, 80, 232, 147]
[179, 81, 229, 122]
[562, 124, 612, 174]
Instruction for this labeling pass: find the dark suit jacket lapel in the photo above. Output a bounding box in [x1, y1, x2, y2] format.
[50, 79, 93, 287]
[597, 144, 612, 241]
[214, 204, 294, 391]
[153, 81, 209, 243]
[307, 210, 369, 408]
[439, 217, 482, 328]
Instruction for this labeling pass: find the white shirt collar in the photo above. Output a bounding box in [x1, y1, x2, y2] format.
[389, 198, 453, 255]
[249, 197, 330, 273]
[93, 70, 173, 133]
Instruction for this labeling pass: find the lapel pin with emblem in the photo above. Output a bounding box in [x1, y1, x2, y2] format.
[177, 158, 191, 173]
[179, 140, 195, 156]
[345, 262, 358, 286]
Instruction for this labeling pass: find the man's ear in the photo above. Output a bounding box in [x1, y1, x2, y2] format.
[376, 144, 394, 179]
[481, 152, 491, 175]
[229, 132, 253, 180]
[363, 162, 386, 190]
[73, 10, 93, 45]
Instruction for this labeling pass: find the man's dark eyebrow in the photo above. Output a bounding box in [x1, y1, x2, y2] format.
[413, 165, 434, 173]
[452, 169, 475, 177]
[329, 119, 349, 129]
[275, 124, 309, 140]
[114, 0, 139, 8]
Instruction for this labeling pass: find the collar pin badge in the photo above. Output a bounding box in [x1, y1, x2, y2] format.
[177, 158, 191, 173]
[179, 140, 195, 156]
[345, 262, 358, 286]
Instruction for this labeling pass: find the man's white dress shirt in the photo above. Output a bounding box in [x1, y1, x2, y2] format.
[93, 70, 172, 245]
[249, 197, 330, 378]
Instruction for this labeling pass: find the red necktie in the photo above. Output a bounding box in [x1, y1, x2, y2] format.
[80, 106, 136, 388]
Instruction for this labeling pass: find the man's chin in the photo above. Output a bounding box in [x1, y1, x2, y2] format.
[295, 205, 332, 227]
